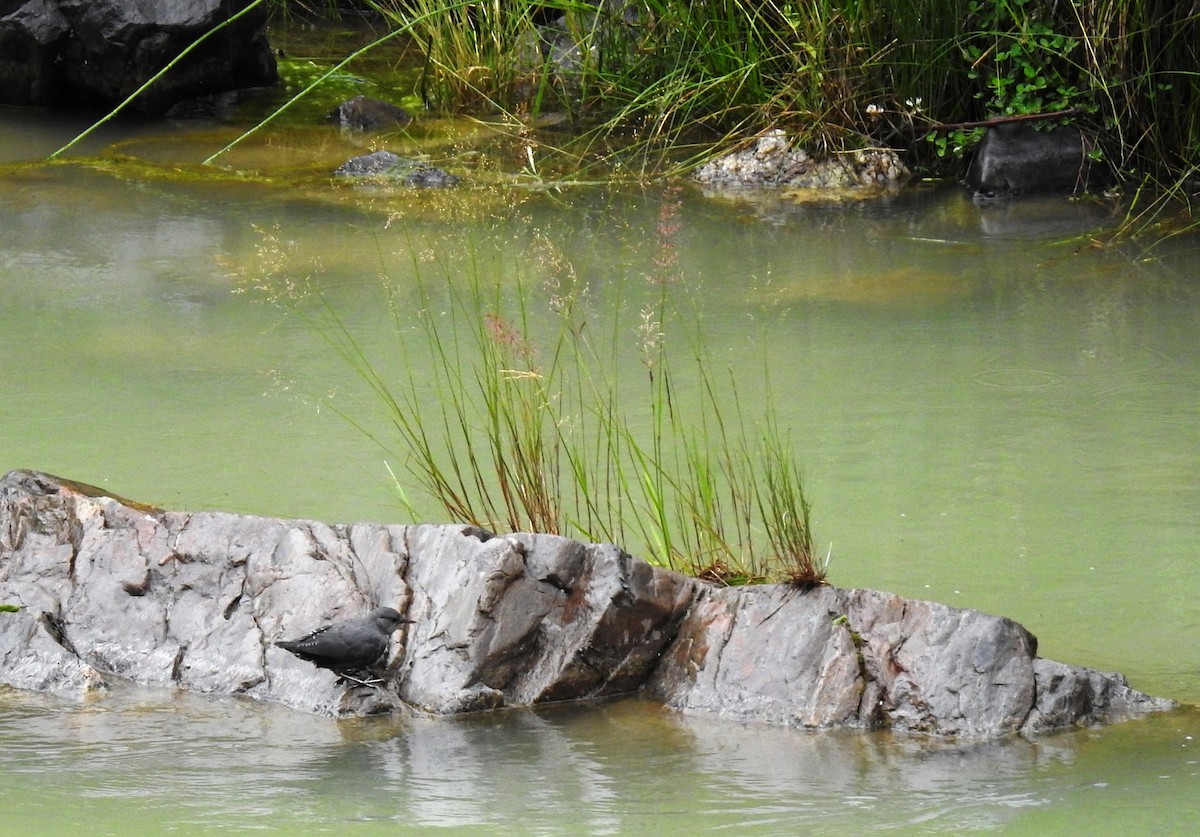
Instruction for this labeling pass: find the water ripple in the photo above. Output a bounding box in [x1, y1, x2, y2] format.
[973, 367, 1066, 390]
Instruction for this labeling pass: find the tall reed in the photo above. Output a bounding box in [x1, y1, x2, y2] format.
[269, 206, 824, 585]
[376, 0, 901, 151]
[364, 0, 1195, 231]
[50, 0, 1199, 227]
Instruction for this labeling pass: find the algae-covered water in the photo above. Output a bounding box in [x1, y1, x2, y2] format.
[2, 20, 1199, 835]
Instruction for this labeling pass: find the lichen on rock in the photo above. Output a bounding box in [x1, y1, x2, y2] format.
[694, 130, 909, 196]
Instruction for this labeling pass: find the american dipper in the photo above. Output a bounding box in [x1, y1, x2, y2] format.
[275, 606, 411, 685]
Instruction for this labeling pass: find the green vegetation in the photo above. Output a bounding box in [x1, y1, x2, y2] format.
[368, 245, 820, 585]
[336, 0, 1196, 235]
[360, 3, 1194, 151]
[51, 1, 1196, 235]
[240, 206, 823, 586]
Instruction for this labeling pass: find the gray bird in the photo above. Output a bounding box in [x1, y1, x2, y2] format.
[275, 606, 411, 686]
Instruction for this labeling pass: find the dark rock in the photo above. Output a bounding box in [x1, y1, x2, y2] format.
[0, 0, 70, 107]
[334, 150, 459, 188]
[334, 149, 407, 176]
[0, 0, 277, 115]
[328, 95, 411, 130]
[165, 89, 242, 121]
[965, 122, 1107, 198]
[0, 470, 1177, 734]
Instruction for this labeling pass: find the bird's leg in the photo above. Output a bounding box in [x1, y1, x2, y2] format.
[337, 671, 384, 688]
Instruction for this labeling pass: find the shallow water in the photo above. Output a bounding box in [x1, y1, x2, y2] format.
[1, 685, 1197, 835]
[2, 24, 1200, 833]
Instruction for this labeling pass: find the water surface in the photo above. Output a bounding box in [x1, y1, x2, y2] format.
[2, 685, 1197, 835]
[2, 35, 1199, 833]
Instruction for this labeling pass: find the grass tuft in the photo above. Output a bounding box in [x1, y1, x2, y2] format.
[242, 203, 825, 586]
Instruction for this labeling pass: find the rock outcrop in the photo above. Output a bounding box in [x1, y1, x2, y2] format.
[0, 470, 1175, 736]
[645, 584, 1168, 737]
[0, 0, 277, 115]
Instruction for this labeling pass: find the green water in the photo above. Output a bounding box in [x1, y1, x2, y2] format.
[1, 685, 1197, 835]
[2, 27, 1200, 831]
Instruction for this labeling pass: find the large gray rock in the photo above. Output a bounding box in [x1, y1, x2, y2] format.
[0, 0, 277, 114]
[0, 470, 1175, 736]
[0, 470, 691, 717]
[644, 580, 1171, 737]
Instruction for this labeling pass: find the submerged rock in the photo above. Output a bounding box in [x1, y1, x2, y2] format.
[328, 95, 412, 131]
[0, 470, 1175, 735]
[334, 150, 459, 188]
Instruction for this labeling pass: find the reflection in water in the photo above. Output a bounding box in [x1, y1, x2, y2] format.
[3, 684, 1197, 835]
